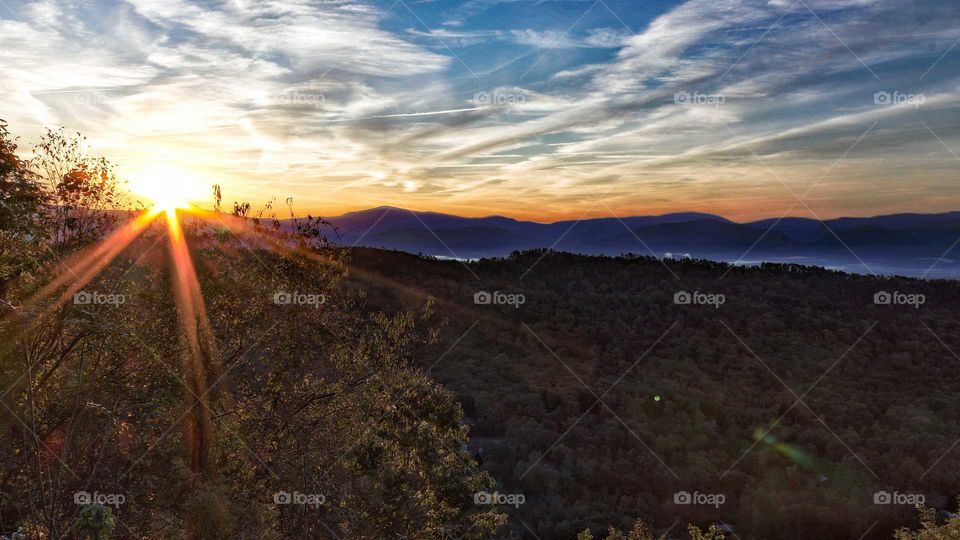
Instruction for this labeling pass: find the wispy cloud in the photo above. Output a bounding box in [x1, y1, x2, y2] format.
[0, 0, 957, 220]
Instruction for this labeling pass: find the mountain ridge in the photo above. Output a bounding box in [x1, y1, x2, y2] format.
[325, 206, 960, 228]
[278, 208, 960, 278]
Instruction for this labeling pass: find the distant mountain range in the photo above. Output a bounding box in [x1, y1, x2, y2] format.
[295, 207, 960, 278]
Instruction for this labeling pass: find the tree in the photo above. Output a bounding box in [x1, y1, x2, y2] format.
[606, 519, 655, 540]
[894, 502, 960, 539]
[0, 119, 49, 293]
[30, 127, 132, 249]
[687, 524, 727, 540]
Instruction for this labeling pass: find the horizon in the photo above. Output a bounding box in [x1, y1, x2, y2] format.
[314, 204, 960, 225]
[39, 197, 960, 225]
[2, 0, 959, 222]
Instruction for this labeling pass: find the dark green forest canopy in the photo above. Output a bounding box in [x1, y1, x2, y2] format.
[344, 248, 960, 539]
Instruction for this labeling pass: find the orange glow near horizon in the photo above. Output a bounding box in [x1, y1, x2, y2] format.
[215, 197, 951, 226]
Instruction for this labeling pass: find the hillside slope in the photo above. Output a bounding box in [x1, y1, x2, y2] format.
[343, 248, 960, 539]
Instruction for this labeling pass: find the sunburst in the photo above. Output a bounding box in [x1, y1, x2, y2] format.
[128, 165, 207, 215]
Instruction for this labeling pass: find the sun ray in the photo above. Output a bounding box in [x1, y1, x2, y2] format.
[26, 208, 164, 312]
[164, 208, 222, 477]
[0, 208, 165, 365]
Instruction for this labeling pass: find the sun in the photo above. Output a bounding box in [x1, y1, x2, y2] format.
[129, 165, 206, 213]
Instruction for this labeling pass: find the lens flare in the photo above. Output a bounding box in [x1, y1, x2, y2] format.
[753, 427, 815, 469]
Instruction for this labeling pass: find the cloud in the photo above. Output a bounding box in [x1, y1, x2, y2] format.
[406, 27, 505, 47]
[0, 0, 453, 190]
[509, 27, 630, 49]
[0, 0, 958, 221]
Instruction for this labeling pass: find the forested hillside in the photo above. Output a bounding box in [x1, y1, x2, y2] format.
[0, 124, 505, 539]
[3, 118, 957, 538]
[345, 248, 960, 539]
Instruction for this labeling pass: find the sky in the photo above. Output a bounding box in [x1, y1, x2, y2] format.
[0, 0, 958, 222]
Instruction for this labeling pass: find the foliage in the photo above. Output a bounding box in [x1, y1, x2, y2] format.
[687, 524, 727, 540]
[31, 126, 135, 249]
[0, 122, 503, 538]
[0, 120, 48, 293]
[76, 505, 116, 540]
[577, 518, 720, 539]
[893, 501, 960, 539]
[605, 519, 655, 540]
